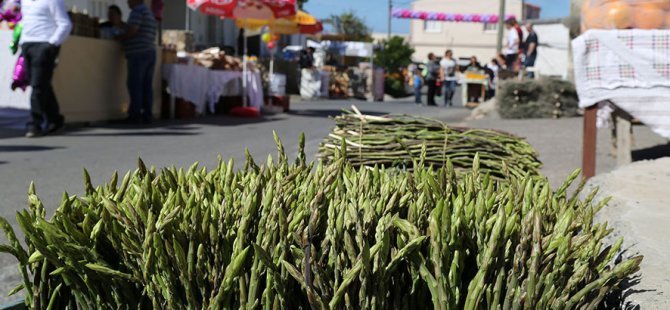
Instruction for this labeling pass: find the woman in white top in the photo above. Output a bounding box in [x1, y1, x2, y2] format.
[439, 50, 459, 107]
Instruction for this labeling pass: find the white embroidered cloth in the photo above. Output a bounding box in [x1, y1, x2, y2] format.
[573, 29, 670, 139]
[162, 64, 263, 114]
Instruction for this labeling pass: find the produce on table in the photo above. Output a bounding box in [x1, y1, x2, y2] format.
[190, 47, 245, 71]
[582, 0, 670, 31]
[497, 78, 580, 120]
[319, 108, 542, 179]
[322, 66, 351, 99]
[0, 134, 640, 309]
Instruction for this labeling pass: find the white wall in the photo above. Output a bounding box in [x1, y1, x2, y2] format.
[64, 0, 130, 19]
[409, 0, 524, 62]
[530, 23, 570, 79]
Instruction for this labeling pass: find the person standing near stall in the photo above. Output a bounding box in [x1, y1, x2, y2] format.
[503, 19, 520, 71]
[100, 5, 126, 40]
[524, 22, 539, 78]
[116, 0, 157, 124]
[425, 53, 440, 106]
[21, 0, 72, 137]
[440, 50, 458, 107]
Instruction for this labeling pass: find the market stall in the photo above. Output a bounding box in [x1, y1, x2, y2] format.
[187, 0, 298, 113]
[0, 3, 163, 124]
[0, 30, 162, 123]
[305, 39, 383, 101]
[574, 0, 670, 178]
[161, 49, 264, 117]
[461, 70, 490, 108]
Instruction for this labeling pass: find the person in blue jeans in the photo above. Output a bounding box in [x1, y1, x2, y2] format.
[439, 50, 459, 106]
[116, 0, 157, 124]
[412, 68, 423, 104]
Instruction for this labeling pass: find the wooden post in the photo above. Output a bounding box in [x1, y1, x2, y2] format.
[582, 105, 598, 178]
[616, 115, 633, 166]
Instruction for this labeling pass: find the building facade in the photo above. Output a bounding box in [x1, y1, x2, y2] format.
[408, 0, 525, 62]
[62, 0, 238, 48]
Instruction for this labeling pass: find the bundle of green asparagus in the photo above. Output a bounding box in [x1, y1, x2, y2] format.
[319, 108, 542, 178]
[0, 135, 639, 309]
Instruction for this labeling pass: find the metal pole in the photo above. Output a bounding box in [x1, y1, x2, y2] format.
[496, 0, 506, 54]
[388, 0, 392, 39]
[243, 30, 248, 107]
[185, 4, 191, 31]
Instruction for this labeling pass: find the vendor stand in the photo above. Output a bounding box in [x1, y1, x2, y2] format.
[0, 6, 162, 123]
[305, 39, 380, 100]
[161, 49, 264, 118]
[461, 70, 490, 108]
[574, 29, 670, 178]
[573, 0, 670, 178]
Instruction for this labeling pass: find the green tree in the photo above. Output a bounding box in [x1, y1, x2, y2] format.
[375, 36, 415, 97]
[298, 0, 308, 9]
[331, 11, 372, 42]
[375, 36, 415, 73]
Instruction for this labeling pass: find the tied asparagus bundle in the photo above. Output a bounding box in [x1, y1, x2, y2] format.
[497, 78, 580, 119]
[0, 135, 640, 309]
[319, 108, 542, 179]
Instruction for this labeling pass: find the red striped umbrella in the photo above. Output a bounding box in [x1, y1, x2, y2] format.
[187, 0, 297, 20]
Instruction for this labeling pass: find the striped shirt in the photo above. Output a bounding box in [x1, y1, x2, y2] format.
[124, 4, 156, 55]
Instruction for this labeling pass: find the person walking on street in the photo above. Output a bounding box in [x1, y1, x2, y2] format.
[116, 0, 157, 124]
[524, 22, 539, 78]
[503, 19, 520, 71]
[425, 53, 440, 106]
[440, 50, 458, 106]
[21, 0, 72, 138]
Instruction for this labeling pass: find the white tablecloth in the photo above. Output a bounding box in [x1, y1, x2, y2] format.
[573, 30, 670, 139]
[162, 64, 263, 114]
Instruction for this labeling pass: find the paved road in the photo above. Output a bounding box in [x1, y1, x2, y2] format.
[0, 97, 667, 302]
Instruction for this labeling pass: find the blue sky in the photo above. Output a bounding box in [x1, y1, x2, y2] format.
[304, 0, 570, 34]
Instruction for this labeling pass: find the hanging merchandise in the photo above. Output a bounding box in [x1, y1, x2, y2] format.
[12, 56, 28, 91]
[262, 32, 272, 42]
[391, 8, 515, 24]
[10, 22, 22, 54]
[267, 40, 276, 49]
[0, 0, 21, 29]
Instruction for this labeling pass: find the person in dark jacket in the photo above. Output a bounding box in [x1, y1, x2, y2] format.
[425, 53, 440, 106]
[524, 22, 539, 78]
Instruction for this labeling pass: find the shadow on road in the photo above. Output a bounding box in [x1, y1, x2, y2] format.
[0, 129, 25, 140]
[287, 109, 386, 118]
[632, 143, 670, 161]
[70, 131, 200, 137]
[0, 145, 63, 152]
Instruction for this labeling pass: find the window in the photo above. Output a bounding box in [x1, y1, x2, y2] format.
[424, 21, 442, 33]
[483, 23, 498, 33]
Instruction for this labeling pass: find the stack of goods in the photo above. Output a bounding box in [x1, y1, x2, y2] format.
[161, 45, 178, 65]
[319, 109, 542, 179]
[190, 47, 244, 71]
[68, 10, 99, 38]
[582, 0, 670, 30]
[161, 30, 195, 52]
[326, 68, 351, 99]
[0, 136, 641, 309]
[498, 78, 580, 119]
